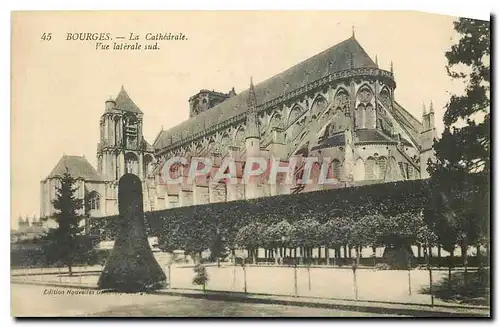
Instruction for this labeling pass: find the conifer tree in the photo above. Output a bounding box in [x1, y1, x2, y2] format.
[43, 168, 85, 276]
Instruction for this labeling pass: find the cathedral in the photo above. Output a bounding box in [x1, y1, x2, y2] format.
[40, 35, 436, 220]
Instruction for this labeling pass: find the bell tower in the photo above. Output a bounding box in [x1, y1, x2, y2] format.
[97, 86, 154, 182]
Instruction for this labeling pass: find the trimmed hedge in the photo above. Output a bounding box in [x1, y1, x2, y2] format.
[90, 179, 430, 248]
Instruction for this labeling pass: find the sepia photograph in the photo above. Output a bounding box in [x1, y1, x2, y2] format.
[10, 10, 490, 318]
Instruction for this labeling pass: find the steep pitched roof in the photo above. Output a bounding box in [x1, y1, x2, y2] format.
[143, 139, 155, 152]
[47, 155, 102, 181]
[114, 86, 143, 114]
[154, 37, 377, 150]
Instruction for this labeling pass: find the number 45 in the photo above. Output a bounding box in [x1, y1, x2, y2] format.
[41, 33, 52, 41]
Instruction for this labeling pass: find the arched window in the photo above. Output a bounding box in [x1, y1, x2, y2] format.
[357, 86, 373, 104]
[354, 158, 365, 181]
[88, 191, 100, 210]
[380, 88, 391, 107]
[269, 113, 282, 130]
[288, 105, 304, 126]
[310, 96, 328, 119]
[365, 104, 375, 129]
[334, 89, 350, 113]
[331, 159, 341, 180]
[365, 157, 376, 180]
[356, 104, 365, 129]
[125, 152, 139, 175]
[124, 114, 138, 148]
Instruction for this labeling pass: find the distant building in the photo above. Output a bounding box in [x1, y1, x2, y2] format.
[11, 216, 48, 243]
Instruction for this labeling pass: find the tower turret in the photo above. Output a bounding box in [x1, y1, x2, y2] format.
[245, 77, 260, 141]
[420, 100, 437, 179]
[105, 97, 116, 111]
[245, 77, 261, 199]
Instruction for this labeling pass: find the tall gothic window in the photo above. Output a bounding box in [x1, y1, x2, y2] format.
[288, 105, 304, 126]
[269, 113, 282, 130]
[380, 88, 391, 107]
[356, 104, 365, 129]
[365, 104, 375, 129]
[332, 159, 341, 180]
[88, 191, 100, 210]
[125, 115, 138, 149]
[334, 89, 350, 114]
[310, 96, 328, 119]
[125, 152, 139, 175]
[365, 157, 376, 180]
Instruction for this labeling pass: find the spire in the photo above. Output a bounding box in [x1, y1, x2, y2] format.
[422, 102, 427, 116]
[248, 77, 257, 112]
[390, 61, 394, 74]
[375, 55, 378, 67]
[429, 101, 434, 113]
[246, 77, 260, 140]
[352, 25, 355, 39]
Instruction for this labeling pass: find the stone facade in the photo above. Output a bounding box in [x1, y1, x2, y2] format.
[40, 36, 436, 219]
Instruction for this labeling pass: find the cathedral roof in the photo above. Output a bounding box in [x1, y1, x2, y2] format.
[46, 155, 102, 181]
[143, 139, 155, 152]
[154, 36, 377, 150]
[114, 86, 143, 114]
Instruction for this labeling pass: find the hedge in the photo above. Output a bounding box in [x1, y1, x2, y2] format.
[90, 179, 430, 247]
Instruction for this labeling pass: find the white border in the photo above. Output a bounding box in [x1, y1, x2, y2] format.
[3, 1, 495, 325]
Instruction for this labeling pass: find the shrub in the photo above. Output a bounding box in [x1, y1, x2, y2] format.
[192, 264, 209, 291]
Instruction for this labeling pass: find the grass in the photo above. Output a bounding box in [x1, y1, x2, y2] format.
[420, 267, 490, 306]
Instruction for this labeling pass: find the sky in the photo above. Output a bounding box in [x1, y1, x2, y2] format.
[11, 11, 467, 228]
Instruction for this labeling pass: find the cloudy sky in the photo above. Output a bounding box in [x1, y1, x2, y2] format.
[11, 11, 467, 227]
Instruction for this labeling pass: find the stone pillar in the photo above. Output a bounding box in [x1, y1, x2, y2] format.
[139, 153, 144, 180]
[194, 185, 210, 205]
[226, 183, 236, 201]
[108, 116, 113, 145]
[138, 118, 143, 149]
[100, 120, 104, 143]
[104, 115, 108, 143]
[119, 152, 125, 178]
[110, 116, 115, 146]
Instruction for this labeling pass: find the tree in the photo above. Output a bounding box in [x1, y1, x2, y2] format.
[192, 264, 209, 292]
[428, 18, 490, 290]
[235, 222, 267, 264]
[262, 220, 293, 264]
[43, 169, 86, 276]
[320, 217, 352, 265]
[209, 229, 229, 267]
[290, 218, 321, 264]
